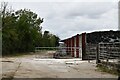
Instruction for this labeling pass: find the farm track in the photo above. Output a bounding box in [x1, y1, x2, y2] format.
[0, 51, 118, 79]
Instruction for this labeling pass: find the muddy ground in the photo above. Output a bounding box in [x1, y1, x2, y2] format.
[0, 51, 118, 79]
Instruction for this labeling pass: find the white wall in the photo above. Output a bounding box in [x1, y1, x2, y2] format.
[74, 37, 76, 57]
[79, 34, 82, 58]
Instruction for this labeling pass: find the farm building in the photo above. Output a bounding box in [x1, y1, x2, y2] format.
[61, 33, 86, 59]
[61, 30, 120, 60]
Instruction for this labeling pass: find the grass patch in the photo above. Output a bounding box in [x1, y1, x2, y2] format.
[96, 63, 120, 76]
[2, 52, 33, 58]
[2, 50, 53, 58]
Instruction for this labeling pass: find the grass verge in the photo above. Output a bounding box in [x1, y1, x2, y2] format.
[96, 63, 120, 76]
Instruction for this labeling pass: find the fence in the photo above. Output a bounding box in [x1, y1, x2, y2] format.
[35, 42, 120, 61]
[86, 42, 120, 61]
[97, 42, 120, 75]
[98, 42, 120, 63]
[35, 47, 82, 58]
[86, 43, 97, 60]
[86, 42, 120, 74]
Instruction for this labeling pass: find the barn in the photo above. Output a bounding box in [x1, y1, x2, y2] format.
[61, 33, 86, 59]
[61, 30, 120, 60]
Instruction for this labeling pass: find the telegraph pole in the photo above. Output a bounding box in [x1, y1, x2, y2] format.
[118, 1, 120, 30]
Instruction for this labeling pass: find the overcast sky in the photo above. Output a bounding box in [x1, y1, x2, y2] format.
[5, 0, 119, 39]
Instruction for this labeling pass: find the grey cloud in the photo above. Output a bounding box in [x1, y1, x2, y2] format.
[64, 2, 117, 19]
[10, 2, 118, 39]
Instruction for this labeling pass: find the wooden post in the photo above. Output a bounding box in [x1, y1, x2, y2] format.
[96, 44, 100, 64]
[76, 34, 79, 58]
[72, 37, 74, 57]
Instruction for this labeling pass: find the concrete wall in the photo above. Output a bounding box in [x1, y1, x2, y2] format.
[79, 34, 82, 58]
[74, 37, 76, 57]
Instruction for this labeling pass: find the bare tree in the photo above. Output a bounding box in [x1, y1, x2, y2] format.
[1, 2, 8, 18]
